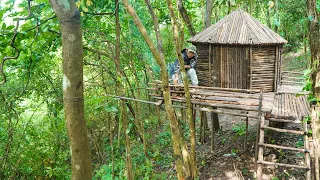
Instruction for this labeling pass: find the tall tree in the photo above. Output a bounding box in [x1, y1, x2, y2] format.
[205, 0, 214, 28]
[166, 0, 197, 178]
[177, 0, 196, 36]
[274, 0, 278, 33]
[122, 0, 194, 178]
[48, 0, 92, 179]
[307, 0, 320, 97]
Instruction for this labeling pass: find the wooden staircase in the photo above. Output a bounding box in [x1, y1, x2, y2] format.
[255, 116, 311, 179]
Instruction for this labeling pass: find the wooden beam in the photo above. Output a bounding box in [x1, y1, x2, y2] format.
[257, 160, 309, 169]
[209, 44, 212, 87]
[261, 126, 305, 135]
[258, 143, 309, 153]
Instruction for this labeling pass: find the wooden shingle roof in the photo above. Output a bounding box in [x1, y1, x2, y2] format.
[188, 9, 287, 45]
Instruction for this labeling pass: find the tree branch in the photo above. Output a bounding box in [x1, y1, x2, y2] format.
[0, 0, 33, 85]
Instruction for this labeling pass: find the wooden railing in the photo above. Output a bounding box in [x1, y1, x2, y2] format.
[280, 71, 305, 86]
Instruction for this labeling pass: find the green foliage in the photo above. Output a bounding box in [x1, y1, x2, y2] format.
[0, 0, 315, 178]
[295, 140, 304, 148]
[232, 122, 247, 136]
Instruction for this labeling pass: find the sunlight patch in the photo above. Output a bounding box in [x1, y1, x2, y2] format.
[63, 74, 71, 92]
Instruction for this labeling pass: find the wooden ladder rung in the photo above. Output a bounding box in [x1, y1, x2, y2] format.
[257, 160, 310, 170]
[262, 126, 305, 135]
[268, 118, 302, 124]
[258, 143, 309, 153]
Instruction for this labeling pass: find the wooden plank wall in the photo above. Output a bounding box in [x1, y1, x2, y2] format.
[251, 46, 276, 92]
[218, 45, 249, 89]
[194, 43, 211, 86]
[194, 44, 278, 93]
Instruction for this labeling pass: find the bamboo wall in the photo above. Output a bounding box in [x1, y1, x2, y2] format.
[194, 43, 281, 92]
[250, 46, 276, 92]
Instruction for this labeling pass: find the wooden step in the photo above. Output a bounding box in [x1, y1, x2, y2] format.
[258, 143, 309, 153]
[257, 160, 310, 170]
[261, 126, 305, 135]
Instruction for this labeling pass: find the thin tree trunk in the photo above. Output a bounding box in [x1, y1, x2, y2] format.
[250, 0, 252, 15]
[228, 0, 231, 14]
[307, 0, 320, 170]
[48, 0, 92, 179]
[108, 113, 115, 180]
[167, 0, 197, 178]
[267, 8, 271, 28]
[122, 99, 133, 180]
[177, 0, 196, 36]
[274, 0, 278, 33]
[122, 0, 190, 178]
[205, 0, 214, 28]
[307, 0, 320, 97]
[144, 0, 164, 56]
[131, 58, 148, 157]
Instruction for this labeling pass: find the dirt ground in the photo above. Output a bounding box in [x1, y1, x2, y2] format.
[196, 110, 307, 180]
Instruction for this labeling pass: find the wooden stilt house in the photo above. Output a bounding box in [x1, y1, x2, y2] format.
[188, 9, 287, 92]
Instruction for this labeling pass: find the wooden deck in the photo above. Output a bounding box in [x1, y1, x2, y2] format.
[148, 83, 310, 121]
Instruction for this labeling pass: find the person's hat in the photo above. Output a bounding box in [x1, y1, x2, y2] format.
[187, 45, 197, 53]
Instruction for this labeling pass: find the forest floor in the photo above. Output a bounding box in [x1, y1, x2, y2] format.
[195, 110, 307, 180]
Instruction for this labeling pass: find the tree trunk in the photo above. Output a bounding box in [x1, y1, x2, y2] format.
[122, 99, 134, 180]
[167, 0, 197, 178]
[177, 0, 196, 36]
[122, 0, 191, 178]
[205, 0, 214, 28]
[250, 0, 252, 15]
[267, 8, 272, 28]
[144, 0, 164, 56]
[48, 0, 92, 179]
[307, 0, 320, 97]
[307, 0, 320, 172]
[274, 0, 278, 33]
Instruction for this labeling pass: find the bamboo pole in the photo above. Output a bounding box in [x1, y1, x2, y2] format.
[245, 115, 249, 151]
[255, 90, 263, 174]
[274, 46, 278, 92]
[311, 106, 320, 180]
[211, 111, 215, 152]
[258, 143, 309, 153]
[106, 94, 163, 105]
[209, 44, 212, 87]
[257, 160, 309, 169]
[249, 46, 253, 89]
[304, 119, 311, 180]
[262, 126, 305, 135]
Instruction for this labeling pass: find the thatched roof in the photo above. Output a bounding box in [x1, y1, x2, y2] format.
[188, 9, 287, 45]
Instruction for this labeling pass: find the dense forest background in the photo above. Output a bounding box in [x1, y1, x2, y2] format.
[0, 0, 318, 179]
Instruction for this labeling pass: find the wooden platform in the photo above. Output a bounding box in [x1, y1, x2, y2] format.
[148, 83, 310, 121]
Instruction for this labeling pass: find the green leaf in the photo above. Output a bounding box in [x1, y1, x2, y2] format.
[308, 15, 314, 21]
[6, 25, 14, 30]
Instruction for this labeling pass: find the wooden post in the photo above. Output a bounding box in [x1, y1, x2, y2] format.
[220, 46, 222, 87]
[279, 46, 283, 87]
[199, 110, 203, 143]
[211, 112, 215, 152]
[203, 111, 207, 142]
[249, 46, 253, 89]
[311, 106, 320, 180]
[255, 89, 263, 173]
[244, 115, 249, 151]
[209, 44, 212, 87]
[304, 118, 311, 180]
[274, 46, 279, 92]
[257, 116, 265, 179]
